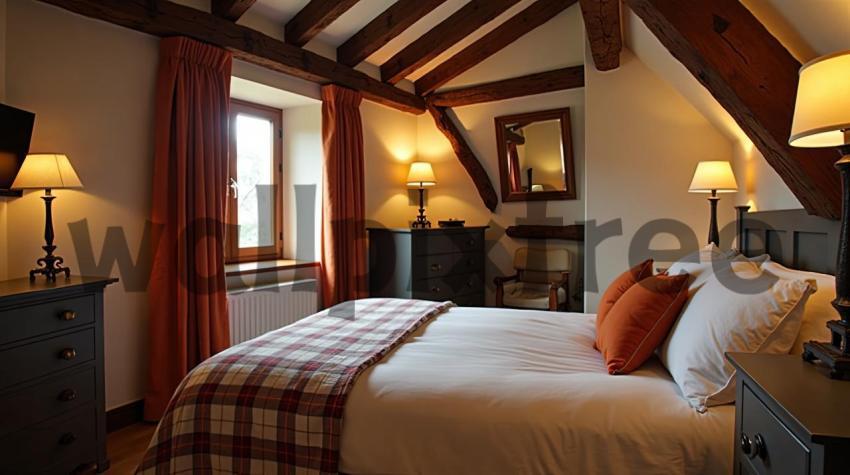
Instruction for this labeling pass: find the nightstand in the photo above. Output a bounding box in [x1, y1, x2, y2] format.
[726, 353, 850, 475]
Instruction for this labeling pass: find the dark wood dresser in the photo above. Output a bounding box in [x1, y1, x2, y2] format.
[0, 276, 117, 474]
[727, 353, 850, 475]
[368, 227, 487, 306]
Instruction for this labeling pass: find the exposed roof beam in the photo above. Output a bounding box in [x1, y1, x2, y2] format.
[627, 0, 840, 219]
[426, 102, 499, 211]
[380, 0, 520, 85]
[337, 0, 448, 68]
[579, 0, 622, 71]
[211, 0, 256, 22]
[285, 0, 361, 47]
[415, 0, 577, 96]
[428, 66, 584, 107]
[37, 0, 425, 114]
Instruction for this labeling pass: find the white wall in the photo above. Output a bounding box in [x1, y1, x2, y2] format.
[584, 48, 735, 312]
[5, 0, 157, 410]
[282, 104, 323, 262]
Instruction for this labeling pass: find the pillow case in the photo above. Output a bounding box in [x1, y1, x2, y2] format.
[596, 274, 690, 374]
[667, 244, 760, 296]
[660, 264, 816, 412]
[595, 259, 653, 336]
[761, 260, 835, 354]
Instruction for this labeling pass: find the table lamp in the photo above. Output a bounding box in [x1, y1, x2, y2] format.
[790, 50, 850, 378]
[407, 162, 436, 229]
[11, 153, 83, 281]
[688, 160, 738, 247]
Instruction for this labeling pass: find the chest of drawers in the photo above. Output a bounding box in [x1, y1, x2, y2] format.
[368, 227, 487, 306]
[0, 276, 116, 474]
[727, 353, 850, 475]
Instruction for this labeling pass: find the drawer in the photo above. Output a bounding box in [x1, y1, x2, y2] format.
[413, 274, 484, 301]
[413, 252, 483, 279]
[0, 366, 96, 436]
[0, 295, 94, 346]
[740, 384, 810, 475]
[0, 328, 95, 389]
[414, 231, 483, 256]
[0, 403, 97, 475]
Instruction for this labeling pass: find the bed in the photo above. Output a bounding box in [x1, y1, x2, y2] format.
[340, 307, 733, 474]
[138, 209, 836, 474]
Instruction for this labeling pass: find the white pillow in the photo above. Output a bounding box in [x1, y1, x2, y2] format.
[760, 260, 835, 355]
[660, 264, 816, 412]
[668, 244, 761, 296]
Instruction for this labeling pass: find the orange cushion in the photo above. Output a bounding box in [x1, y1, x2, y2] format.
[596, 274, 690, 375]
[595, 259, 653, 336]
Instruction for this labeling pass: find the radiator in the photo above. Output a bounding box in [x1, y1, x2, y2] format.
[227, 279, 319, 346]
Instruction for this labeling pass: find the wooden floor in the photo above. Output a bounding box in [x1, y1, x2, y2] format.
[105, 423, 157, 474]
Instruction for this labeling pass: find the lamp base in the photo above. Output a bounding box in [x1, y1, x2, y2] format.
[802, 327, 850, 380]
[411, 214, 431, 229]
[29, 245, 71, 282]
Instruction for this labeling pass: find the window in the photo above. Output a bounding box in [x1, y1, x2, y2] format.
[226, 99, 283, 263]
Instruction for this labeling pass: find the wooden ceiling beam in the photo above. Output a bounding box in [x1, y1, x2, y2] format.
[211, 0, 256, 22]
[284, 0, 361, 47]
[337, 0, 448, 68]
[380, 0, 520, 85]
[428, 66, 584, 107]
[627, 0, 841, 219]
[37, 0, 425, 115]
[415, 0, 577, 96]
[426, 102, 498, 211]
[579, 0, 622, 71]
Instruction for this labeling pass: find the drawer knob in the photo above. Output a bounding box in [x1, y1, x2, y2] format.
[431, 286, 441, 293]
[467, 239, 476, 246]
[58, 388, 78, 402]
[430, 264, 442, 271]
[60, 310, 77, 321]
[59, 432, 77, 445]
[60, 348, 77, 360]
[740, 432, 765, 460]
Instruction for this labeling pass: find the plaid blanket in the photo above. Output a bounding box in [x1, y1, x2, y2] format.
[137, 298, 454, 474]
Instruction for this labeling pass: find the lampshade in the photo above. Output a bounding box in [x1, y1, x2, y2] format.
[406, 161, 436, 187]
[789, 50, 850, 148]
[688, 161, 738, 193]
[11, 153, 83, 190]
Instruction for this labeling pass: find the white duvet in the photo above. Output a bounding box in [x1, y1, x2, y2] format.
[340, 306, 733, 475]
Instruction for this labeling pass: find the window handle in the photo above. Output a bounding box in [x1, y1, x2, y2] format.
[228, 177, 239, 199]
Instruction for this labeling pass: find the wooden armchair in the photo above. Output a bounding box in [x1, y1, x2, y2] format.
[494, 247, 572, 312]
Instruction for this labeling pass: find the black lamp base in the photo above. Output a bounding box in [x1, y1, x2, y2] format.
[411, 187, 431, 229]
[29, 191, 72, 282]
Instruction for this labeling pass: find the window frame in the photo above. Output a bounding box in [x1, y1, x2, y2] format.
[226, 98, 284, 264]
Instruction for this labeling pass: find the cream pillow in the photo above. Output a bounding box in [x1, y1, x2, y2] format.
[660, 264, 816, 412]
[667, 244, 761, 296]
[760, 260, 835, 355]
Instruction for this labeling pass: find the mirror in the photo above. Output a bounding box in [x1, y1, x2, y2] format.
[495, 108, 576, 202]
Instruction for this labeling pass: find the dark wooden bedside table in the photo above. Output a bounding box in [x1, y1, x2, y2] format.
[726, 353, 850, 475]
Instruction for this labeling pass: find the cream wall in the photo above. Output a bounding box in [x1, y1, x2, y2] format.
[584, 48, 735, 312]
[0, 0, 7, 282]
[5, 0, 157, 409]
[282, 104, 323, 261]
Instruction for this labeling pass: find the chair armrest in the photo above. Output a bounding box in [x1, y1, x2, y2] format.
[549, 271, 570, 290]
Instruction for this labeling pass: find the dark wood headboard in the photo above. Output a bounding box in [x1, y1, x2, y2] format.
[737, 208, 839, 275]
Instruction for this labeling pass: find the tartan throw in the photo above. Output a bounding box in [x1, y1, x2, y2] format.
[137, 298, 454, 474]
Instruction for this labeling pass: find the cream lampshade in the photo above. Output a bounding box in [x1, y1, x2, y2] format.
[688, 161, 737, 247]
[688, 161, 738, 193]
[406, 161, 436, 188]
[11, 153, 82, 281]
[790, 50, 850, 378]
[11, 153, 83, 190]
[407, 162, 436, 229]
[789, 50, 850, 148]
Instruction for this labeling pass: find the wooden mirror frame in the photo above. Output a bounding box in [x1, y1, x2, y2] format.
[494, 107, 576, 202]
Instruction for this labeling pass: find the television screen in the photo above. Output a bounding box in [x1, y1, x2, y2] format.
[0, 103, 35, 196]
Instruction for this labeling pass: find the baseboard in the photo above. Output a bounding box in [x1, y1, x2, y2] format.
[107, 399, 144, 433]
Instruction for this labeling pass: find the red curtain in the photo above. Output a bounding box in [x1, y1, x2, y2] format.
[145, 37, 232, 420]
[321, 85, 367, 307]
